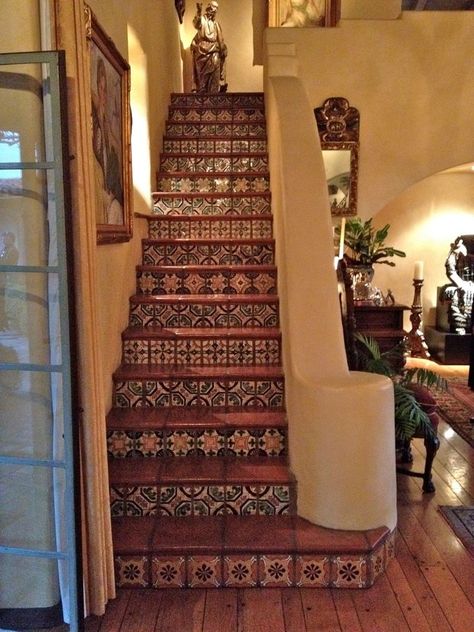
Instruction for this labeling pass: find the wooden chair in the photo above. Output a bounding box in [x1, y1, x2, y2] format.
[336, 259, 440, 493]
[396, 383, 440, 494]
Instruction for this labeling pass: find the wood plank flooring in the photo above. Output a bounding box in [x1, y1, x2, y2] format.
[85, 397, 474, 632]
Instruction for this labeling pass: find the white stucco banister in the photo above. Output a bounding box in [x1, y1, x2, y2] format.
[264, 48, 397, 531]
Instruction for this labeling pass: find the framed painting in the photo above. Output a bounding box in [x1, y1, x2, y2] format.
[268, 0, 340, 27]
[85, 5, 132, 244]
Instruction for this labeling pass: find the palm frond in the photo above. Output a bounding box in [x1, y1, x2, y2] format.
[394, 384, 437, 442]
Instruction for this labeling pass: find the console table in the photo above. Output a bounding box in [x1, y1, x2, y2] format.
[353, 304, 409, 353]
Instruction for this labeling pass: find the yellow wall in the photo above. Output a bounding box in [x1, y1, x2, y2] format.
[266, 11, 474, 333]
[87, 0, 183, 407]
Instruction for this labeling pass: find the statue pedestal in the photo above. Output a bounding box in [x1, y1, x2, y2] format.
[425, 326, 471, 364]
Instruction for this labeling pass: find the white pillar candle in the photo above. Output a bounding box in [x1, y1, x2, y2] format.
[338, 217, 346, 260]
[414, 260, 424, 280]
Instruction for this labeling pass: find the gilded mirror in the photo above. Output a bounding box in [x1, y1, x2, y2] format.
[314, 97, 359, 217]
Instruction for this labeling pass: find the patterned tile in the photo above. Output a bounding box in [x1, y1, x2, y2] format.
[193, 485, 226, 516]
[159, 485, 193, 517]
[195, 429, 227, 456]
[115, 555, 150, 588]
[332, 556, 368, 588]
[124, 486, 159, 516]
[225, 484, 259, 515]
[258, 555, 294, 587]
[188, 555, 222, 588]
[107, 430, 135, 458]
[295, 556, 331, 587]
[151, 556, 186, 588]
[223, 555, 258, 587]
[258, 485, 290, 515]
[134, 430, 166, 457]
[166, 430, 195, 456]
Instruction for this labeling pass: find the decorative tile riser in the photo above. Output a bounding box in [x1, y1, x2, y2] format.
[168, 108, 265, 123]
[122, 337, 281, 366]
[157, 174, 270, 194]
[163, 139, 267, 154]
[110, 484, 292, 518]
[152, 194, 271, 216]
[113, 379, 285, 409]
[107, 428, 287, 458]
[148, 218, 272, 240]
[142, 242, 274, 266]
[170, 93, 264, 108]
[129, 301, 279, 329]
[159, 155, 268, 174]
[114, 531, 395, 589]
[137, 269, 277, 296]
[165, 123, 266, 138]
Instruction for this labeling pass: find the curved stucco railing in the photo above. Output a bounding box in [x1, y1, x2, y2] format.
[264, 49, 397, 532]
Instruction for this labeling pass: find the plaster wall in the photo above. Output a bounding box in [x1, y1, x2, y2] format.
[373, 170, 474, 328]
[87, 0, 183, 408]
[266, 11, 474, 337]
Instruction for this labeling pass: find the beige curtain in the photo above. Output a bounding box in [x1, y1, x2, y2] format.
[52, 0, 115, 617]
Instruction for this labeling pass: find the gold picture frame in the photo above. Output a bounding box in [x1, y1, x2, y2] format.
[85, 5, 132, 244]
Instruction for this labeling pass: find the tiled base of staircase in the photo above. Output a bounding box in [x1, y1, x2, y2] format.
[107, 92, 394, 591]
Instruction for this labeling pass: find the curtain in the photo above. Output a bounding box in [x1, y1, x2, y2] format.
[52, 0, 115, 616]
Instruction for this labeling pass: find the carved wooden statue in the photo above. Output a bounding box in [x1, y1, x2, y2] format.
[191, 2, 227, 93]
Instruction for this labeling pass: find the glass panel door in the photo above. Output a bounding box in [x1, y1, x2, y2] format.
[0, 51, 81, 631]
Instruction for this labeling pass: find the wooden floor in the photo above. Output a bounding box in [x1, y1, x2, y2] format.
[84, 372, 474, 631]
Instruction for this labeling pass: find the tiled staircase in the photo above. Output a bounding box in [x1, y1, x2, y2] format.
[107, 92, 394, 590]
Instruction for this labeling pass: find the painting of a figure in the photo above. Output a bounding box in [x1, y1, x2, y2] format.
[281, 0, 325, 26]
[87, 7, 132, 243]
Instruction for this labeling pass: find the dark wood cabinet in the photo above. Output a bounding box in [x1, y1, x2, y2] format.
[354, 304, 409, 352]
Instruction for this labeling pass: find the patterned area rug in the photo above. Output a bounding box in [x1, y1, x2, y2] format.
[436, 378, 474, 447]
[439, 506, 474, 556]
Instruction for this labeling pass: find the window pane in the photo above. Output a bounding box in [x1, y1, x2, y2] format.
[0, 370, 65, 461]
[0, 464, 67, 552]
[0, 271, 62, 361]
[0, 63, 52, 164]
[0, 553, 69, 630]
[0, 169, 59, 266]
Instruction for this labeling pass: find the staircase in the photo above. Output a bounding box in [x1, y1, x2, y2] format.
[107, 92, 394, 589]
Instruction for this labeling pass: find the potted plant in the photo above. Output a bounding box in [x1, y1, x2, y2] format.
[336, 217, 406, 302]
[354, 333, 447, 442]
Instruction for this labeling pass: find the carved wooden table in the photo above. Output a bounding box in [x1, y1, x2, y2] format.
[353, 304, 409, 353]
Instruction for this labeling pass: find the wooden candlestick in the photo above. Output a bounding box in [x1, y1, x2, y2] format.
[406, 278, 431, 359]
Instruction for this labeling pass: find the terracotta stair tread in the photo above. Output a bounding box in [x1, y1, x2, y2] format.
[130, 294, 279, 304]
[142, 238, 274, 245]
[113, 364, 284, 380]
[122, 326, 281, 339]
[108, 455, 293, 485]
[137, 264, 276, 273]
[112, 515, 390, 556]
[160, 151, 267, 157]
[107, 406, 287, 430]
[147, 213, 273, 221]
[171, 91, 264, 96]
[157, 171, 268, 177]
[152, 191, 271, 198]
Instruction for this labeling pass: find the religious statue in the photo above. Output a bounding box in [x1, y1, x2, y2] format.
[191, 2, 227, 93]
[442, 236, 474, 334]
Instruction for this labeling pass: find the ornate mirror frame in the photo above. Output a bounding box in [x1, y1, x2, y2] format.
[314, 97, 360, 217]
